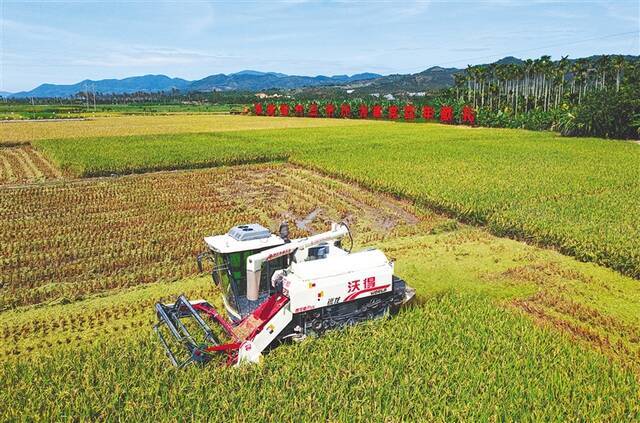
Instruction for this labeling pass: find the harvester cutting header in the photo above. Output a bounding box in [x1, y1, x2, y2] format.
[154, 221, 415, 368]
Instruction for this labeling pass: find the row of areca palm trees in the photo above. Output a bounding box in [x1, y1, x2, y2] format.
[453, 55, 637, 114]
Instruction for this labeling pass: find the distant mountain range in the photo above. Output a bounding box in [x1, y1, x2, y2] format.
[5, 55, 637, 98]
[189, 71, 380, 92]
[294, 60, 524, 96]
[5, 71, 382, 98]
[348, 66, 461, 94]
[7, 75, 191, 99]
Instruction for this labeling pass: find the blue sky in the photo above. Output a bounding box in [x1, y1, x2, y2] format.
[1, 0, 639, 92]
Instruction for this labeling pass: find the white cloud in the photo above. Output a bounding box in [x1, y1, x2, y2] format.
[1, 18, 78, 41]
[178, 1, 216, 35]
[604, 1, 640, 24]
[71, 46, 240, 67]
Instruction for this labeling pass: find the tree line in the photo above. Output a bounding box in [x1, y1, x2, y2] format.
[453, 55, 638, 113]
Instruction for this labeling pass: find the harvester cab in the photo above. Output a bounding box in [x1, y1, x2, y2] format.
[154, 221, 415, 368]
[197, 223, 289, 321]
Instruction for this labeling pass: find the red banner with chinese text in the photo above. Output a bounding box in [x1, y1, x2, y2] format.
[461, 105, 475, 125]
[422, 106, 434, 120]
[359, 104, 368, 119]
[326, 103, 335, 117]
[372, 105, 383, 119]
[388, 105, 399, 120]
[440, 106, 453, 123]
[340, 103, 351, 118]
[404, 104, 415, 120]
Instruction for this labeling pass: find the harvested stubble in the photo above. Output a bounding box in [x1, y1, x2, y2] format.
[0, 163, 447, 309]
[0, 146, 61, 184]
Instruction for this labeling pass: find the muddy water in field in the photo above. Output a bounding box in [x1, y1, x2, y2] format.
[0, 163, 451, 309]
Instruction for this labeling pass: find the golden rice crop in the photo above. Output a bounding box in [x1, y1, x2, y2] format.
[1, 114, 383, 144]
[1, 292, 638, 421]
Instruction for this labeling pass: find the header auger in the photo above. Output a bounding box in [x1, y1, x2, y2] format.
[154, 222, 415, 368]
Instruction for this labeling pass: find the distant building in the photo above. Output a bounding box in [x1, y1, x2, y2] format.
[255, 92, 283, 99]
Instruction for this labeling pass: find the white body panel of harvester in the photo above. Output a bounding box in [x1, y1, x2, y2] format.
[244, 223, 350, 301]
[283, 249, 394, 313]
[237, 248, 394, 365]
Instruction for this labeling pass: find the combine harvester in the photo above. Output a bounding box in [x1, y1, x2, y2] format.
[154, 222, 415, 368]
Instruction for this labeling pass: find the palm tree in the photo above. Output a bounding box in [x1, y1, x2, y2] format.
[611, 55, 625, 92]
[495, 63, 509, 110]
[557, 55, 570, 105]
[572, 58, 589, 104]
[507, 64, 522, 114]
[476, 66, 487, 107]
[532, 57, 544, 109]
[486, 63, 497, 110]
[596, 55, 611, 90]
[466, 65, 475, 104]
[453, 73, 466, 100]
[523, 59, 534, 111]
[537, 56, 553, 111]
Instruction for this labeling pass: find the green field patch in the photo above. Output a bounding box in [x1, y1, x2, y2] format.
[1, 291, 638, 421]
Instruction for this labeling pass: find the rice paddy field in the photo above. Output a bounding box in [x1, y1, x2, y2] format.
[31, 122, 640, 278]
[1, 114, 639, 420]
[0, 103, 245, 120]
